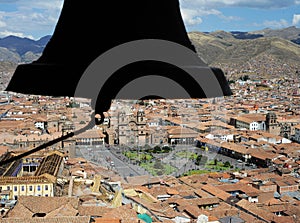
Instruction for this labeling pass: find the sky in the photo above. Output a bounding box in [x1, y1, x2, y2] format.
[0, 0, 299, 40]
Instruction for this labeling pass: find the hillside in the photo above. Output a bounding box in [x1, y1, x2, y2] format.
[250, 26, 300, 43]
[189, 31, 300, 64]
[188, 31, 300, 79]
[0, 35, 50, 64]
[0, 35, 50, 56]
[0, 35, 49, 90]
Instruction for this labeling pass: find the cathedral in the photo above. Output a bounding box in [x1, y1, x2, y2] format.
[266, 112, 298, 139]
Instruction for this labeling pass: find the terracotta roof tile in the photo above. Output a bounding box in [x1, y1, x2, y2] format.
[6, 196, 79, 219]
[201, 185, 231, 201]
[101, 204, 139, 222]
[183, 205, 207, 219]
[125, 175, 161, 186]
[46, 202, 78, 218]
[194, 189, 214, 198]
[0, 216, 90, 223]
[94, 218, 121, 223]
[74, 129, 106, 139]
[166, 188, 179, 195]
[236, 199, 275, 222]
[0, 176, 53, 185]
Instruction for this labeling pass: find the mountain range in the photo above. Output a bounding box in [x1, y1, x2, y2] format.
[0, 26, 299, 64]
[0, 26, 299, 88]
[0, 35, 51, 63]
[189, 30, 300, 67]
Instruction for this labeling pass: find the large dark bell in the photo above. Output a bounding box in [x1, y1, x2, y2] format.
[6, 0, 232, 115]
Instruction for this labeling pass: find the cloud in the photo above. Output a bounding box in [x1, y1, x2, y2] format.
[179, 2, 241, 28]
[0, 0, 298, 38]
[0, 20, 5, 28]
[179, 0, 297, 30]
[293, 14, 300, 26]
[17, 0, 63, 11]
[181, 9, 203, 26]
[0, 30, 33, 39]
[252, 19, 290, 29]
[180, 0, 300, 9]
[0, 0, 63, 39]
[261, 19, 289, 28]
[0, 14, 6, 28]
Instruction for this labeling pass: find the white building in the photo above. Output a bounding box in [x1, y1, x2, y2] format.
[34, 121, 47, 130]
[235, 115, 266, 131]
[205, 131, 234, 142]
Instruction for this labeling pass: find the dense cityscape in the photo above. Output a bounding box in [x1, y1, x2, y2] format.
[0, 67, 299, 223]
[0, 0, 299, 221]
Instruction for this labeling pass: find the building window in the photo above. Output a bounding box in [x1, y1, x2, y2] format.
[21, 186, 25, 191]
[14, 186, 17, 192]
[37, 185, 41, 191]
[45, 194, 48, 197]
[29, 186, 33, 191]
[7, 186, 10, 191]
[45, 185, 48, 191]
